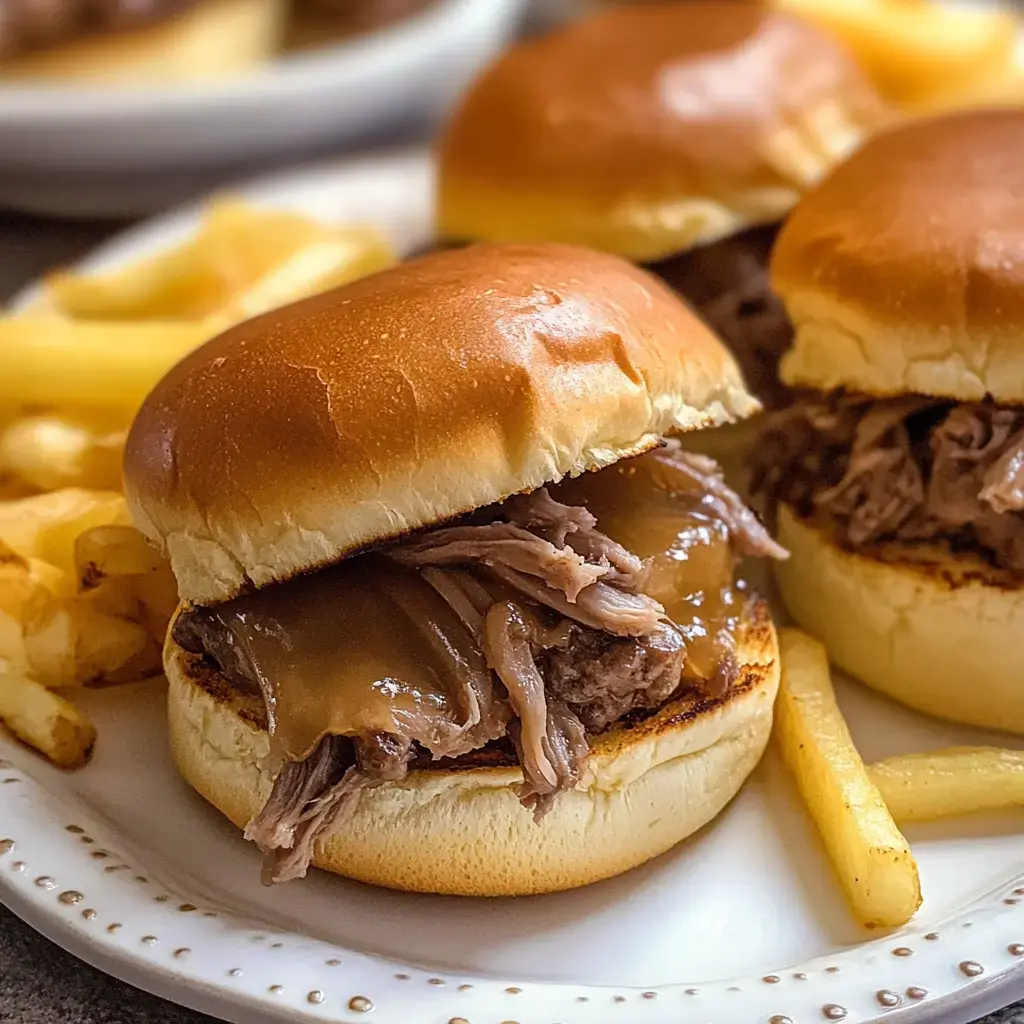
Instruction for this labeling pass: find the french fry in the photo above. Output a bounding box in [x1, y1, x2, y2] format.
[0, 542, 55, 672]
[775, 628, 922, 928]
[75, 524, 167, 581]
[0, 489, 129, 571]
[771, 0, 1019, 106]
[23, 596, 161, 688]
[216, 231, 395, 323]
[0, 318, 212, 410]
[870, 747, 1024, 824]
[0, 669, 96, 768]
[47, 231, 218, 321]
[47, 199, 396, 323]
[0, 412, 127, 492]
[75, 524, 178, 642]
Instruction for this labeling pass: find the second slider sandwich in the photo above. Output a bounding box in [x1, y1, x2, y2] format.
[755, 110, 1024, 735]
[124, 243, 785, 895]
[437, 1, 886, 403]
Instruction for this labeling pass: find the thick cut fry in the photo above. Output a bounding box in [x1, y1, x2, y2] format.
[0, 412, 126, 491]
[47, 199, 395, 323]
[75, 524, 178, 643]
[772, 0, 1018, 106]
[870, 747, 1024, 823]
[216, 232, 395, 322]
[775, 628, 921, 928]
[0, 489, 129, 570]
[23, 596, 161, 688]
[75, 524, 167, 581]
[0, 670, 95, 768]
[0, 318, 212, 410]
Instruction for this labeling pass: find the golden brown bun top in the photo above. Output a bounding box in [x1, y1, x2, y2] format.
[775, 110, 1024, 402]
[437, 2, 886, 261]
[124, 242, 758, 605]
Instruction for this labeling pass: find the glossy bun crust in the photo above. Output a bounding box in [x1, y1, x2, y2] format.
[438, 2, 885, 261]
[775, 110, 1024, 403]
[166, 597, 779, 895]
[124, 242, 758, 605]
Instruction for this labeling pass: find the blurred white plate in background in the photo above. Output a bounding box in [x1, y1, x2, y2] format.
[0, 0, 522, 217]
[3, 147, 1024, 1024]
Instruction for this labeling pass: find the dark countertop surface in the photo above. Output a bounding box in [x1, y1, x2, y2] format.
[0, 211, 1022, 1024]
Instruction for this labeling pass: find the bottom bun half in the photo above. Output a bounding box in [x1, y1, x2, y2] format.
[166, 599, 779, 896]
[776, 503, 1024, 735]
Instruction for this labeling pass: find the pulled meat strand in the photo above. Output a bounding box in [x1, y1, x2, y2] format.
[663, 445, 789, 561]
[754, 394, 1024, 571]
[483, 601, 560, 790]
[246, 733, 412, 884]
[511, 700, 589, 821]
[391, 521, 608, 601]
[488, 563, 665, 637]
[504, 488, 650, 589]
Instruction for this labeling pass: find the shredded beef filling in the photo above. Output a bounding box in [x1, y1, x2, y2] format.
[174, 446, 785, 882]
[752, 393, 1024, 571]
[647, 224, 793, 407]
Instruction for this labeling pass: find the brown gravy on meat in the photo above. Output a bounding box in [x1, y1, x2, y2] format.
[206, 447, 739, 762]
[554, 448, 741, 681]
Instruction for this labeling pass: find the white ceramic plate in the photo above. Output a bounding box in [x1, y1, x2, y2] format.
[0, 0, 522, 217]
[3, 149, 1024, 1024]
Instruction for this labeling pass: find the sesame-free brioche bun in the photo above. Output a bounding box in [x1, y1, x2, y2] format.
[775, 110, 1024, 405]
[437, 2, 885, 262]
[775, 504, 1024, 735]
[0, 0, 283, 83]
[124, 242, 759, 606]
[166, 596, 779, 896]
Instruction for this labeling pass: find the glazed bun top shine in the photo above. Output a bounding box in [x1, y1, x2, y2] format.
[124, 242, 758, 606]
[437, 2, 885, 262]
[775, 110, 1024, 403]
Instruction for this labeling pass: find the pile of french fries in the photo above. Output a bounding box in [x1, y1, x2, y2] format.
[776, 628, 1024, 930]
[0, 199, 395, 767]
[771, 0, 1024, 116]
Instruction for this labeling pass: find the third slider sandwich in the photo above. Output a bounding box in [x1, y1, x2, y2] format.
[437, 1, 887, 404]
[754, 110, 1024, 735]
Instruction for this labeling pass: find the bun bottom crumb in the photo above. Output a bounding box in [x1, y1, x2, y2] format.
[776, 503, 1024, 735]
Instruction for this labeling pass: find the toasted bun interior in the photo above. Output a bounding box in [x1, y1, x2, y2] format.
[775, 504, 1024, 735]
[438, 2, 884, 260]
[775, 110, 1024, 404]
[166, 598, 779, 896]
[124, 242, 759, 606]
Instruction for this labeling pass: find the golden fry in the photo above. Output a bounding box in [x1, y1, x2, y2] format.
[775, 628, 922, 929]
[47, 198, 395, 323]
[0, 488, 129, 571]
[0, 317, 212, 410]
[0, 670, 96, 768]
[870, 747, 1024, 823]
[76, 524, 167, 581]
[0, 412, 126, 492]
[23, 596, 161, 688]
[771, 0, 1018, 106]
[218, 232, 395, 322]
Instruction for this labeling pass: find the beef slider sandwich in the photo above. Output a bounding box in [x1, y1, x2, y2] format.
[124, 243, 786, 896]
[753, 110, 1024, 735]
[437, 2, 886, 405]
